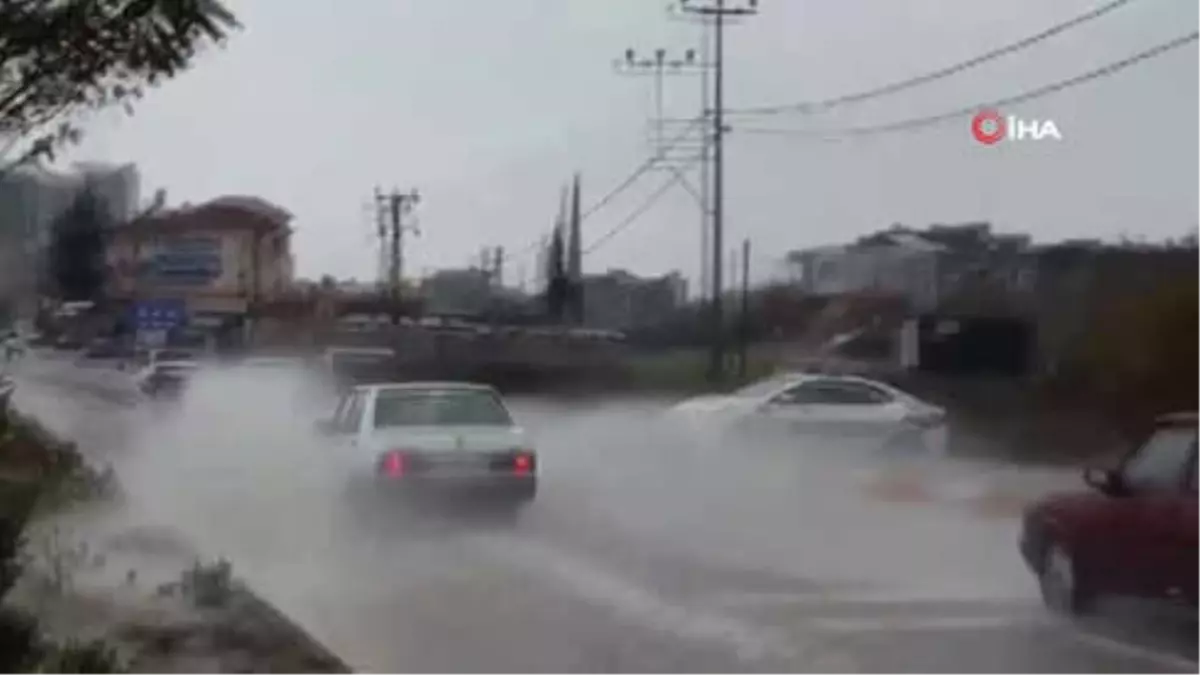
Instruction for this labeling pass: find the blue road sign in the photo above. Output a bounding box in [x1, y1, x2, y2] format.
[132, 299, 186, 331]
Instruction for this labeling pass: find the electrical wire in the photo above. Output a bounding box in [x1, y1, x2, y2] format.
[506, 115, 706, 262]
[580, 115, 704, 222]
[583, 163, 696, 256]
[727, 0, 1136, 117]
[732, 31, 1197, 140]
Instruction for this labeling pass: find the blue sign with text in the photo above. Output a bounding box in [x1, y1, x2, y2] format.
[132, 299, 186, 331]
[138, 237, 223, 287]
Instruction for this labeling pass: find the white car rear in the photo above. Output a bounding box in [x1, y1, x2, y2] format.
[316, 382, 538, 509]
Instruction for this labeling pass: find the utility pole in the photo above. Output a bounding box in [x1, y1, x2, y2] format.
[698, 21, 713, 307]
[372, 187, 388, 291]
[375, 187, 420, 323]
[679, 0, 758, 385]
[613, 45, 711, 307]
[613, 48, 706, 156]
[739, 238, 750, 379]
[493, 246, 505, 287]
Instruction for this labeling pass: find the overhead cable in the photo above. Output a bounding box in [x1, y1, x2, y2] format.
[733, 31, 1197, 139]
[728, 0, 1136, 116]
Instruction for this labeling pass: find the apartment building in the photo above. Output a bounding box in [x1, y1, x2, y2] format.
[107, 196, 294, 337]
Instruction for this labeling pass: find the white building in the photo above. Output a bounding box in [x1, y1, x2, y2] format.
[786, 223, 1035, 312]
[789, 235, 944, 310]
[0, 162, 142, 317]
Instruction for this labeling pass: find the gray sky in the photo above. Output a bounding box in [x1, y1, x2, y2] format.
[64, 0, 1198, 287]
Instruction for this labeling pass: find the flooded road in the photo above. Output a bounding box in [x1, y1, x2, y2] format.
[10, 361, 1197, 672]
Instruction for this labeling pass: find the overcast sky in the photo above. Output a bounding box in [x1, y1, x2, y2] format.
[63, 0, 1198, 288]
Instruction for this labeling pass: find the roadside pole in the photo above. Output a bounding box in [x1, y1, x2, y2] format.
[739, 237, 750, 379]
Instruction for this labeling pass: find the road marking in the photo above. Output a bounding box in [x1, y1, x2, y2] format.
[472, 534, 852, 669]
[1062, 625, 1199, 673]
[811, 614, 1052, 633]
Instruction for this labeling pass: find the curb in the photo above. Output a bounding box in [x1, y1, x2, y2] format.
[12, 370, 353, 672]
[231, 580, 354, 673]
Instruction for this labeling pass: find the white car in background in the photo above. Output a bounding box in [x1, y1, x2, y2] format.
[133, 359, 200, 400]
[669, 372, 948, 455]
[315, 381, 538, 512]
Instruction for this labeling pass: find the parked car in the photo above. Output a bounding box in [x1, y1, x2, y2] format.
[320, 346, 397, 392]
[668, 372, 948, 455]
[1020, 412, 1198, 614]
[134, 360, 200, 401]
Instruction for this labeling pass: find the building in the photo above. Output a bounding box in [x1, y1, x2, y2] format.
[581, 269, 687, 330]
[420, 268, 495, 316]
[0, 162, 140, 246]
[106, 195, 295, 344]
[786, 222, 1035, 312]
[0, 163, 142, 318]
[75, 162, 141, 224]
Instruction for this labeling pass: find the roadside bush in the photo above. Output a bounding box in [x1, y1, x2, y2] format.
[0, 399, 123, 672]
[1059, 273, 1197, 430]
[0, 483, 40, 672]
[37, 638, 122, 673]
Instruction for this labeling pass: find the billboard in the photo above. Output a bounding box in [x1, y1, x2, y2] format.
[139, 237, 222, 286]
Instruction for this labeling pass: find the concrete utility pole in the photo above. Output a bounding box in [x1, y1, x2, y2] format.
[613, 47, 707, 156]
[679, 0, 759, 385]
[698, 21, 713, 307]
[613, 45, 712, 306]
[370, 189, 389, 290]
[375, 187, 420, 323]
[739, 237, 750, 379]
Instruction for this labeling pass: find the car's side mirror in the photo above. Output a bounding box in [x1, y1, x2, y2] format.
[1083, 466, 1120, 495]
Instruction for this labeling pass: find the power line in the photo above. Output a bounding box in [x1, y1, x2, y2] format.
[733, 31, 1198, 139]
[580, 115, 704, 222]
[582, 163, 696, 255]
[504, 116, 706, 264]
[728, 0, 1135, 117]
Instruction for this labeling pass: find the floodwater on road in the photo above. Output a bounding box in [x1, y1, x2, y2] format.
[9, 363, 1198, 672]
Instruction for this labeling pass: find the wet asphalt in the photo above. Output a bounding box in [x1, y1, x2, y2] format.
[8, 359, 1198, 673]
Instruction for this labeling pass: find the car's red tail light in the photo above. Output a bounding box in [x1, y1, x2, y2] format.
[513, 453, 533, 475]
[381, 450, 406, 478]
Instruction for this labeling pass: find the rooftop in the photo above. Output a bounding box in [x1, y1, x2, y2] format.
[125, 195, 292, 233]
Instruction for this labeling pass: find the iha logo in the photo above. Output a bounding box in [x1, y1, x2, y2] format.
[971, 109, 1062, 145]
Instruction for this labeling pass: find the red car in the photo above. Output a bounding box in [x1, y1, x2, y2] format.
[1020, 412, 1198, 614]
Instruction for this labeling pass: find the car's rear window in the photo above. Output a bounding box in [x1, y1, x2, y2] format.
[373, 389, 512, 428]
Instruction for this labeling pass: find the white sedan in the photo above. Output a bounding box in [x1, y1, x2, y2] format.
[669, 372, 948, 455]
[315, 381, 538, 510]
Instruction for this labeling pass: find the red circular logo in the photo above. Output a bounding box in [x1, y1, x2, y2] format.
[971, 110, 1005, 145]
